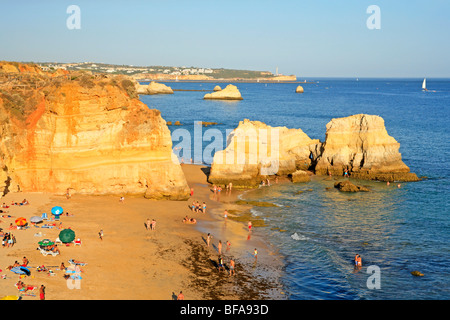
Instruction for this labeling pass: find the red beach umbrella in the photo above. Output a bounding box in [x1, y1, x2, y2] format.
[15, 217, 27, 226]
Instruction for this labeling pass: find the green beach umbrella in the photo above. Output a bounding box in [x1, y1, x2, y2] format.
[38, 239, 54, 247]
[59, 229, 76, 243]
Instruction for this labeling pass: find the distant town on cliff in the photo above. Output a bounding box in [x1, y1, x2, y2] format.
[36, 62, 297, 81]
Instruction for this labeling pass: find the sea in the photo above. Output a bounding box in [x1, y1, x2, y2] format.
[140, 78, 450, 300]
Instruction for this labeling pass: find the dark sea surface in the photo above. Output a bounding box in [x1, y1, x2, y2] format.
[140, 78, 450, 300]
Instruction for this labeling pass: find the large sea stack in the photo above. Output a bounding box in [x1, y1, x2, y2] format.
[209, 119, 319, 187]
[0, 62, 190, 199]
[209, 114, 419, 187]
[314, 114, 419, 181]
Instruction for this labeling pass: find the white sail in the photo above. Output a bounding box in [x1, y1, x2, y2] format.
[422, 78, 427, 90]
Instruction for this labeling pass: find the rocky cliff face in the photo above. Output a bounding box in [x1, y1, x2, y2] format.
[0, 62, 189, 199]
[209, 114, 418, 187]
[314, 114, 419, 181]
[209, 119, 319, 187]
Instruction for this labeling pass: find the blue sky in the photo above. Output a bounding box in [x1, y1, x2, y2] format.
[1, 0, 449, 77]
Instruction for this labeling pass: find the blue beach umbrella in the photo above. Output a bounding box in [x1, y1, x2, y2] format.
[51, 206, 64, 216]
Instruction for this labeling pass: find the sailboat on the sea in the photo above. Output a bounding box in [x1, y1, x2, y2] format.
[422, 78, 427, 91]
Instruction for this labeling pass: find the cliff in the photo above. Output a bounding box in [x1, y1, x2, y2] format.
[314, 114, 419, 181]
[208, 119, 319, 187]
[209, 114, 419, 187]
[0, 62, 190, 199]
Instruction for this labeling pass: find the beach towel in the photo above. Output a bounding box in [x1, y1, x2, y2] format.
[68, 259, 86, 266]
[10, 267, 31, 276]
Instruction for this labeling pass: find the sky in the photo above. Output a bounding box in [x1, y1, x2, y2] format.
[1, 0, 449, 78]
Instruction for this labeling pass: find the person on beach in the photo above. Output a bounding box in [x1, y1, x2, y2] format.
[99, 229, 103, 240]
[22, 256, 29, 266]
[226, 240, 231, 252]
[344, 169, 349, 177]
[218, 240, 222, 255]
[50, 244, 60, 254]
[228, 182, 233, 191]
[39, 285, 45, 300]
[151, 219, 156, 230]
[229, 257, 235, 276]
[248, 221, 252, 232]
[145, 218, 151, 230]
[202, 202, 206, 214]
[224, 210, 228, 221]
[119, 196, 124, 203]
[253, 248, 258, 261]
[190, 188, 194, 197]
[206, 233, 212, 247]
[177, 291, 184, 300]
[218, 255, 225, 272]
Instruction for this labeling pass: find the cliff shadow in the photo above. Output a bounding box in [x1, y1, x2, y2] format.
[201, 166, 211, 181]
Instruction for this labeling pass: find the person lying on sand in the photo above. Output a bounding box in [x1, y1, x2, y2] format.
[182, 217, 197, 224]
[16, 281, 36, 292]
[49, 244, 60, 254]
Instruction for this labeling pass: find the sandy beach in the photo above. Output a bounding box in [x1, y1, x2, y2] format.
[0, 164, 285, 300]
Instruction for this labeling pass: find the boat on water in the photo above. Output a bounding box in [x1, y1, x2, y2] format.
[422, 78, 427, 91]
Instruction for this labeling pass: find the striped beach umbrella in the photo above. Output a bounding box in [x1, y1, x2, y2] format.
[15, 217, 27, 226]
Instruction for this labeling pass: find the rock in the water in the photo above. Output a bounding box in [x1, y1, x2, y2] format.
[209, 119, 319, 187]
[295, 85, 304, 93]
[146, 81, 174, 95]
[334, 180, 370, 192]
[204, 84, 243, 100]
[314, 114, 419, 182]
[411, 271, 424, 277]
[213, 85, 222, 91]
[291, 170, 311, 183]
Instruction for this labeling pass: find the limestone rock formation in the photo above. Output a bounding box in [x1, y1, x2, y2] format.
[290, 170, 311, 183]
[137, 81, 174, 95]
[204, 84, 243, 100]
[295, 85, 304, 93]
[209, 120, 319, 187]
[0, 62, 189, 200]
[314, 114, 419, 182]
[209, 114, 418, 188]
[334, 180, 370, 192]
[213, 85, 222, 91]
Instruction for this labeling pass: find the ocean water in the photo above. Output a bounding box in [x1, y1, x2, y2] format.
[140, 79, 450, 300]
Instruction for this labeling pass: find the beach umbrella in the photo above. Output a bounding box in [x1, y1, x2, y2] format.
[1, 295, 20, 300]
[38, 239, 54, 247]
[51, 206, 64, 216]
[30, 216, 43, 224]
[59, 229, 75, 243]
[15, 217, 27, 226]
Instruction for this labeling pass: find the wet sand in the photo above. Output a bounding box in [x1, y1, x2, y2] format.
[0, 164, 285, 300]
